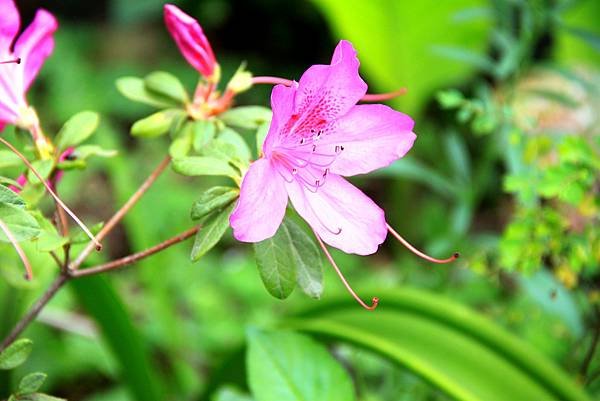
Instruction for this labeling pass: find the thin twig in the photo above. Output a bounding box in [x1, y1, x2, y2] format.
[0, 274, 68, 350]
[69, 155, 171, 271]
[0, 218, 33, 280]
[72, 227, 198, 277]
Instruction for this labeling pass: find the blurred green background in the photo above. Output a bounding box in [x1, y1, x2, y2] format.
[0, 0, 599, 400]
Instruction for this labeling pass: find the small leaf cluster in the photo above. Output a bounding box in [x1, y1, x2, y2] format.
[500, 134, 600, 287]
[0, 339, 64, 400]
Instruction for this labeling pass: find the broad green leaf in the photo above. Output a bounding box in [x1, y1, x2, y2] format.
[144, 71, 189, 104]
[220, 107, 272, 129]
[71, 276, 164, 401]
[311, 0, 489, 114]
[0, 151, 21, 168]
[246, 330, 355, 401]
[192, 120, 217, 151]
[0, 185, 25, 208]
[55, 111, 100, 151]
[0, 339, 33, 370]
[116, 76, 179, 108]
[287, 289, 592, 401]
[0, 203, 40, 242]
[191, 186, 239, 221]
[69, 222, 104, 245]
[253, 221, 300, 300]
[130, 109, 185, 138]
[17, 372, 47, 394]
[278, 219, 323, 299]
[172, 157, 240, 181]
[56, 159, 86, 171]
[556, 0, 600, 66]
[216, 128, 252, 163]
[190, 203, 235, 261]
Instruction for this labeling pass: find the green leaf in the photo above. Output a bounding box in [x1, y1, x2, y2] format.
[213, 387, 255, 401]
[220, 107, 272, 129]
[215, 128, 252, 163]
[0, 150, 21, 168]
[26, 160, 54, 185]
[172, 157, 240, 181]
[431, 45, 495, 73]
[0, 339, 33, 370]
[0, 203, 40, 242]
[144, 71, 189, 104]
[284, 219, 323, 299]
[191, 186, 239, 221]
[69, 222, 104, 245]
[116, 76, 179, 108]
[17, 372, 47, 394]
[246, 330, 355, 401]
[17, 393, 66, 401]
[192, 120, 217, 151]
[311, 0, 489, 114]
[131, 109, 185, 138]
[74, 145, 117, 160]
[253, 221, 302, 300]
[191, 203, 235, 261]
[71, 276, 164, 401]
[31, 211, 68, 252]
[0, 185, 25, 208]
[55, 111, 100, 151]
[287, 289, 592, 401]
[169, 123, 194, 158]
[437, 89, 465, 109]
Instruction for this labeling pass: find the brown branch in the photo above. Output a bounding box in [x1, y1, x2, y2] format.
[69, 155, 171, 271]
[72, 226, 198, 277]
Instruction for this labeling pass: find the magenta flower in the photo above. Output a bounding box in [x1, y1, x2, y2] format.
[0, 0, 57, 132]
[230, 40, 416, 255]
[164, 4, 218, 80]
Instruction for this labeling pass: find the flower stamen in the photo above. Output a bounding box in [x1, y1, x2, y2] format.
[0, 137, 102, 251]
[0, 58, 21, 65]
[0, 218, 33, 280]
[361, 87, 407, 102]
[315, 232, 378, 310]
[387, 223, 459, 263]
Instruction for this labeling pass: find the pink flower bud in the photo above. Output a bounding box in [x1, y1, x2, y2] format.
[164, 4, 217, 80]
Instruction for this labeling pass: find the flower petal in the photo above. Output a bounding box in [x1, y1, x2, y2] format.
[263, 83, 297, 155]
[164, 4, 216, 77]
[324, 104, 416, 176]
[230, 158, 288, 242]
[293, 40, 367, 126]
[286, 174, 386, 255]
[0, 0, 20, 49]
[13, 9, 57, 92]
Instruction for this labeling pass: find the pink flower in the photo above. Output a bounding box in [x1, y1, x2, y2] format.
[230, 40, 416, 255]
[0, 0, 57, 131]
[164, 4, 217, 80]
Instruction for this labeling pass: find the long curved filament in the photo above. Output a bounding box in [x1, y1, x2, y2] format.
[387, 223, 458, 264]
[0, 58, 20, 65]
[0, 218, 33, 280]
[0, 137, 102, 251]
[314, 232, 378, 311]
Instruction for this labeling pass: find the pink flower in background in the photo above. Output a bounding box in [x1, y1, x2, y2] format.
[230, 40, 416, 255]
[164, 4, 217, 80]
[0, 0, 57, 131]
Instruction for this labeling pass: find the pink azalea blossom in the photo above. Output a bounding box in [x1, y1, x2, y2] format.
[230, 40, 416, 255]
[0, 0, 57, 132]
[164, 4, 217, 80]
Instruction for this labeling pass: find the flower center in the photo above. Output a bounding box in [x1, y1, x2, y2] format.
[271, 126, 344, 193]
